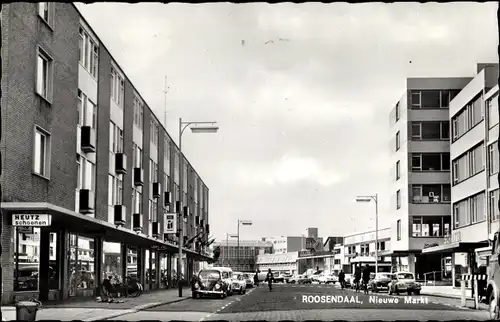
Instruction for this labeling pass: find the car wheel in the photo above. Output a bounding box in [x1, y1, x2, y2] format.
[489, 291, 499, 320]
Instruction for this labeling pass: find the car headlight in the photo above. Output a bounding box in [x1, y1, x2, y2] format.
[215, 283, 221, 290]
[194, 283, 199, 289]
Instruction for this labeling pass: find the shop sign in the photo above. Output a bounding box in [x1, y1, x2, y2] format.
[164, 213, 177, 234]
[299, 250, 333, 258]
[12, 214, 51, 226]
[444, 231, 461, 245]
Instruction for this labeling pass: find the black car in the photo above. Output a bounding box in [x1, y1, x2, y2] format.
[368, 273, 393, 292]
[192, 268, 230, 299]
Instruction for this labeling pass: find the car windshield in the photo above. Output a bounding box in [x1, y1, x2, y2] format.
[199, 270, 221, 280]
[377, 273, 392, 279]
[397, 273, 414, 279]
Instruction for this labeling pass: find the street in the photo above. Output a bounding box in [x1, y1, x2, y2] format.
[111, 283, 490, 321]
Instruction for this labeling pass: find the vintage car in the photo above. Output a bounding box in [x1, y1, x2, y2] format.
[231, 272, 247, 294]
[368, 273, 393, 292]
[289, 274, 312, 284]
[318, 272, 338, 284]
[388, 271, 421, 295]
[241, 272, 254, 288]
[192, 267, 233, 299]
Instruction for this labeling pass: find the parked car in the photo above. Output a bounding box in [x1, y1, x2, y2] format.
[368, 273, 393, 292]
[283, 273, 293, 283]
[310, 271, 323, 283]
[231, 272, 247, 294]
[192, 267, 231, 299]
[344, 274, 353, 287]
[273, 272, 285, 283]
[289, 274, 312, 284]
[242, 272, 254, 288]
[318, 273, 338, 284]
[388, 271, 421, 295]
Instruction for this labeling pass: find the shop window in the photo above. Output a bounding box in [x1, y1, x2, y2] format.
[150, 251, 157, 285]
[13, 227, 41, 291]
[126, 246, 138, 280]
[48, 232, 59, 290]
[145, 249, 150, 284]
[68, 234, 96, 296]
[102, 240, 122, 287]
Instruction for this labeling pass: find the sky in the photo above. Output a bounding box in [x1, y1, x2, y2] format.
[74, 2, 498, 243]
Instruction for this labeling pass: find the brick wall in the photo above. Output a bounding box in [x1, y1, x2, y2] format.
[123, 79, 134, 227]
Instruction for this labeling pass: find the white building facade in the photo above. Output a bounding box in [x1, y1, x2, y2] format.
[256, 252, 299, 274]
[344, 228, 391, 274]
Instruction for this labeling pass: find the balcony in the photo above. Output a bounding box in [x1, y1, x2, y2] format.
[164, 191, 172, 207]
[133, 213, 143, 233]
[79, 189, 95, 214]
[412, 195, 451, 203]
[114, 205, 126, 226]
[115, 153, 127, 175]
[133, 168, 144, 186]
[152, 182, 161, 199]
[80, 126, 96, 153]
[152, 222, 160, 238]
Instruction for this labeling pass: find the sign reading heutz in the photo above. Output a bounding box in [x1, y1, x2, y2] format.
[164, 213, 177, 234]
[12, 214, 51, 226]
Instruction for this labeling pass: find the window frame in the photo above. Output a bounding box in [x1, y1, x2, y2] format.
[489, 143, 499, 175]
[396, 190, 401, 209]
[411, 122, 422, 140]
[397, 219, 401, 241]
[395, 102, 400, 121]
[110, 66, 124, 108]
[395, 131, 400, 151]
[411, 91, 421, 108]
[32, 125, 51, 179]
[37, 2, 53, 29]
[411, 154, 422, 171]
[35, 47, 53, 103]
[440, 121, 450, 140]
[396, 160, 401, 180]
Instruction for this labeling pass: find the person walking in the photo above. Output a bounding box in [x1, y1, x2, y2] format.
[254, 271, 260, 287]
[265, 269, 274, 291]
[339, 270, 346, 290]
[362, 264, 371, 295]
[354, 267, 362, 292]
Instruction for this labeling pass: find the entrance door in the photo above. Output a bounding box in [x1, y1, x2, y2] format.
[68, 234, 78, 297]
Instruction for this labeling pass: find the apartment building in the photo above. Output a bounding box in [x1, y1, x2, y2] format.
[388, 76, 473, 277]
[213, 240, 273, 272]
[423, 64, 499, 287]
[1, 3, 211, 304]
[344, 228, 391, 274]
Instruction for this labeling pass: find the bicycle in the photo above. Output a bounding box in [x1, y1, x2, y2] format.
[362, 280, 369, 294]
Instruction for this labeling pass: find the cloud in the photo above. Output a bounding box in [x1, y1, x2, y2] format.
[237, 154, 348, 187]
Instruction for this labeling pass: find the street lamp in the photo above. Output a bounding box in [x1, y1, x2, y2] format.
[226, 233, 238, 267]
[355, 194, 379, 274]
[237, 220, 252, 271]
[177, 118, 219, 297]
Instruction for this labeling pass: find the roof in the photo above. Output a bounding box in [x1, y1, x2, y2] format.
[213, 240, 273, 248]
[256, 252, 299, 264]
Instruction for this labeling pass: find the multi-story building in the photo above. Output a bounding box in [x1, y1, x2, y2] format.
[344, 228, 392, 274]
[261, 236, 305, 253]
[388, 76, 472, 277]
[256, 252, 299, 274]
[423, 64, 499, 287]
[322, 236, 344, 274]
[1, 3, 211, 305]
[213, 240, 273, 272]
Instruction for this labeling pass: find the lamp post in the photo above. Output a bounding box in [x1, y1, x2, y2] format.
[355, 194, 379, 275]
[237, 220, 252, 271]
[226, 233, 238, 267]
[177, 118, 219, 297]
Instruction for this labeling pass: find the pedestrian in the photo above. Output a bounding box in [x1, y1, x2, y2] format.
[354, 268, 362, 292]
[362, 264, 371, 294]
[254, 272, 259, 287]
[265, 269, 274, 292]
[339, 270, 345, 290]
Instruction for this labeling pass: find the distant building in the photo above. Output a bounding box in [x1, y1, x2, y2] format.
[344, 228, 391, 274]
[256, 252, 299, 274]
[261, 236, 305, 253]
[322, 236, 345, 274]
[213, 240, 273, 272]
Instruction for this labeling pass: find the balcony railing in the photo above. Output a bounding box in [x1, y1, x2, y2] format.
[412, 195, 451, 203]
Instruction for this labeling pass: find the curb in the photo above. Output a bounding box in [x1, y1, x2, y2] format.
[83, 296, 190, 321]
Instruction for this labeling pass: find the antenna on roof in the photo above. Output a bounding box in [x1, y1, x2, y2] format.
[163, 76, 170, 129]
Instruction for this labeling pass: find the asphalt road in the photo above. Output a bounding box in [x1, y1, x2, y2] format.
[110, 283, 490, 321]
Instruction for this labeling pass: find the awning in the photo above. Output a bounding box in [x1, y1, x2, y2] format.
[421, 241, 489, 255]
[1, 202, 212, 262]
[297, 254, 335, 260]
[378, 250, 422, 256]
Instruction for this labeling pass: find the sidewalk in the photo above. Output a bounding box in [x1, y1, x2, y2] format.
[420, 285, 472, 299]
[1, 287, 190, 321]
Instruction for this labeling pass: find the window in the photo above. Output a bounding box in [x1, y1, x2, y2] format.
[36, 48, 52, 100]
[79, 154, 96, 191]
[150, 120, 159, 145]
[490, 189, 499, 223]
[132, 143, 143, 168]
[488, 94, 499, 128]
[411, 216, 450, 237]
[396, 160, 400, 180]
[411, 153, 449, 171]
[164, 139, 171, 175]
[453, 192, 486, 229]
[33, 126, 50, 177]
[411, 90, 460, 109]
[395, 102, 400, 121]
[411, 123, 421, 139]
[108, 175, 123, 205]
[489, 143, 499, 175]
[133, 95, 144, 130]
[395, 131, 400, 151]
[149, 159, 158, 183]
[109, 122, 123, 154]
[132, 188, 143, 214]
[174, 152, 180, 184]
[111, 66, 124, 108]
[451, 94, 484, 141]
[38, 2, 51, 25]
[441, 121, 450, 140]
[14, 227, 42, 291]
[149, 199, 158, 223]
[411, 91, 421, 108]
[397, 220, 401, 240]
[452, 143, 485, 184]
[412, 121, 450, 140]
[411, 184, 451, 203]
[396, 190, 401, 209]
[77, 90, 97, 129]
[78, 27, 99, 78]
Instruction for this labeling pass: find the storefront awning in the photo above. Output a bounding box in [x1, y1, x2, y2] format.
[421, 241, 489, 255]
[2, 202, 212, 262]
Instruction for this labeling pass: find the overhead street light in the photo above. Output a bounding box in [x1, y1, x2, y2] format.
[177, 118, 219, 298]
[237, 219, 253, 271]
[226, 233, 238, 266]
[355, 194, 379, 275]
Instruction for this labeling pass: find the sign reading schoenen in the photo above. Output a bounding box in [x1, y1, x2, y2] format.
[12, 214, 52, 226]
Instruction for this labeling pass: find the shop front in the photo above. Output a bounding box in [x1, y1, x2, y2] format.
[1, 202, 212, 305]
